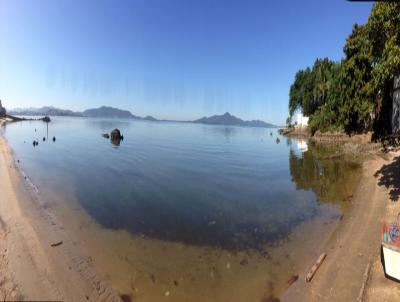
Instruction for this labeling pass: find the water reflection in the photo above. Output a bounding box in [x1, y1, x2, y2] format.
[84, 119, 131, 130]
[297, 139, 308, 152]
[202, 125, 239, 142]
[3, 118, 361, 253]
[289, 142, 361, 204]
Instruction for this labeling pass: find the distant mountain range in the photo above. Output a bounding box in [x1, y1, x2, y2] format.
[9, 106, 157, 121]
[82, 106, 137, 118]
[194, 112, 278, 128]
[8, 106, 278, 128]
[9, 106, 83, 117]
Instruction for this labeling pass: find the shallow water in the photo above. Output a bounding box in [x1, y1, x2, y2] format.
[2, 118, 362, 301]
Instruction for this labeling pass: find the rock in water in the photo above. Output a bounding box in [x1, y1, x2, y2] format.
[111, 129, 122, 140]
[102, 133, 110, 139]
[52, 136, 56, 142]
[110, 128, 123, 146]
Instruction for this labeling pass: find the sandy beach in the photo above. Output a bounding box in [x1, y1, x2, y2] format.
[0, 119, 120, 301]
[1, 116, 399, 301]
[282, 152, 400, 301]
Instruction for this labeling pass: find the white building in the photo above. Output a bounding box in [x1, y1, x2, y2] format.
[296, 113, 309, 127]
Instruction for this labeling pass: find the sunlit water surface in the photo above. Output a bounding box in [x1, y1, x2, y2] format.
[2, 117, 361, 301]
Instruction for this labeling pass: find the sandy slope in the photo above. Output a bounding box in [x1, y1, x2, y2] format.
[0, 128, 121, 301]
[282, 154, 392, 301]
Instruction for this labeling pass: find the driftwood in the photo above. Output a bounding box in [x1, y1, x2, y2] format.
[50, 241, 63, 247]
[356, 261, 371, 302]
[306, 252, 327, 282]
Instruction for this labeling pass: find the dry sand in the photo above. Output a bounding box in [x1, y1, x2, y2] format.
[0, 119, 121, 301]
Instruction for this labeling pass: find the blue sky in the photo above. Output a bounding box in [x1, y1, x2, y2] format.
[0, 0, 372, 124]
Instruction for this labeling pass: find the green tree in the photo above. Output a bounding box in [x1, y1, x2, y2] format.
[338, 24, 374, 132]
[287, 2, 400, 136]
[368, 2, 400, 136]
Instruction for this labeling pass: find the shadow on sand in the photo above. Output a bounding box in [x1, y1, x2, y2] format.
[374, 156, 400, 202]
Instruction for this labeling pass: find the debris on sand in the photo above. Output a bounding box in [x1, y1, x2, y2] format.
[50, 241, 63, 247]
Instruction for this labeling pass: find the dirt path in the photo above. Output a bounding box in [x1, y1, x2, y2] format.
[282, 155, 390, 302]
[365, 152, 400, 301]
[0, 133, 122, 301]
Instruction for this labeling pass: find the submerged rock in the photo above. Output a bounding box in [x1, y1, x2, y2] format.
[102, 133, 110, 139]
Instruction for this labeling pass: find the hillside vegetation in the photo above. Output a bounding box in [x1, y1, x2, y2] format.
[288, 2, 399, 137]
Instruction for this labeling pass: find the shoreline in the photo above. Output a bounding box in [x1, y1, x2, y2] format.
[282, 152, 395, 301]
[0, 123, 121, 301]
[0, 117, 397, 301]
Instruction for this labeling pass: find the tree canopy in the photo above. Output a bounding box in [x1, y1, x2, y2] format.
[287, 2, 400, 136]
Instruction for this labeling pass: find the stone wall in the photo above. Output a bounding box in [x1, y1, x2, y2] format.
[392, 77, 400, 133]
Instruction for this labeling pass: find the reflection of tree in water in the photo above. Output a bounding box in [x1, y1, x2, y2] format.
[289, 143, 361, 205]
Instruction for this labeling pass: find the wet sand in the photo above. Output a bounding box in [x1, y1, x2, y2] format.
[282, 154, 390, 301]
[41, 189, 343, 301]
[0, 122, 120, 301]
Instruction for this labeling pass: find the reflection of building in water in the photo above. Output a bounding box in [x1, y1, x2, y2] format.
[297, 139, 308, 152]
[290, 138, 308, 159]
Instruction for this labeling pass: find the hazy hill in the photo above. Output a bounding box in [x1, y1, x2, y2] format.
[8, 106, 276, 128]
[193, 112, 277, 128]
[9, 106, 83, 116]
[9, 105, 158, 120]
[82, 106, 136, 118]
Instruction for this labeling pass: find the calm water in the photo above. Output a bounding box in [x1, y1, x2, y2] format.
[1, 117, 361, 300]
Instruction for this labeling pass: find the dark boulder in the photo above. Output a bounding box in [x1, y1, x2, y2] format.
[102, 133, 110, 139]
[110, 129, 122, 140]
[110, 129, 124, 146]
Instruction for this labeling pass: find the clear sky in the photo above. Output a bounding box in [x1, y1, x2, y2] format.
[0, 0, 372, 124]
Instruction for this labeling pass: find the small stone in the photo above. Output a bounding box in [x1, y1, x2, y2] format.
[239, 259, 248, 266]
[165, 291, 170, 297]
